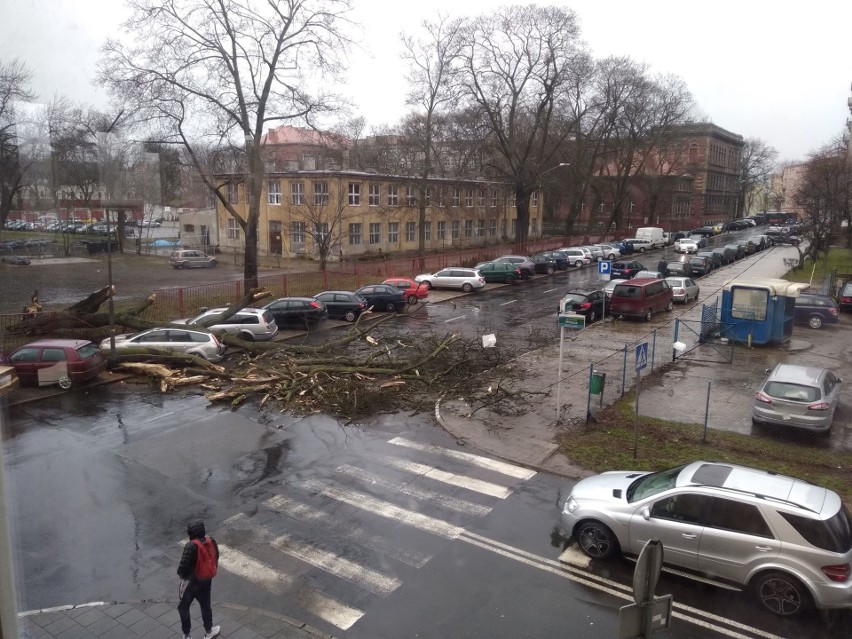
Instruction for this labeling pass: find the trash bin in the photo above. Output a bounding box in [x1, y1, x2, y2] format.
[590, 371, 606, 395]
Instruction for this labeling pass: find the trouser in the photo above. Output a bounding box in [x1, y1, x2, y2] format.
[178, 578, 213, 635]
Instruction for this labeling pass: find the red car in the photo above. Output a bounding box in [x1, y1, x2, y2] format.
[382, 277, 429, 304]
[3, 339, 107, 389]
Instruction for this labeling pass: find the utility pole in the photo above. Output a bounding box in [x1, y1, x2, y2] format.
[846, 81, 852, 168]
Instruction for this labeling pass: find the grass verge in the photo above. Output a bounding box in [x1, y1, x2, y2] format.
[557, 399, 852, 503]
[784, 247, 852, 285]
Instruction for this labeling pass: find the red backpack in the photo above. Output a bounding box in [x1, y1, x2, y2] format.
[192, 538, 217, 580]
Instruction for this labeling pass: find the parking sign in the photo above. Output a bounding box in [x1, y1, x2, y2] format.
[598, 261, 611, 275]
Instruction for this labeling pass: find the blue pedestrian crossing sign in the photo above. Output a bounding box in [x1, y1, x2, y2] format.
[598, 261, 611, 275]
[635, 342, 648, 372]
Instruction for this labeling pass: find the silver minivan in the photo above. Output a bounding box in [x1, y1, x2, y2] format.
[752, 364, 841, 432]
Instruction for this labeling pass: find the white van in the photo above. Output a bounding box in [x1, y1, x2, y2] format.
[635, 227, 665, 249]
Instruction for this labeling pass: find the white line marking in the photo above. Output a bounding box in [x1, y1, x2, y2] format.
[499, 299, 517, 306]
[18, 602, 107, 617]
[542, 287, 559, 293]
[444, 314, 467, 323]
[387, 436, 536, 480]
[302, 479, 464, 539]
[223, 515, 400, 596]
[336, 464, 492, 517]
[215, 543, 363, 630]
[386, 458, 512, 498]
[265, 494, 433, 568]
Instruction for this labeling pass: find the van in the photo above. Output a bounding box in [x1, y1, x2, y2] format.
[610, 278, 674, 321]
[634, 227, 665, 249]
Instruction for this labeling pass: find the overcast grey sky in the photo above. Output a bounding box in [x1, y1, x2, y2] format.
[1, 0, 850, 163]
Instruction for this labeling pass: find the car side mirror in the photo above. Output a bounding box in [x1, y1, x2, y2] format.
[640, 507, 651, 521]
[765, 368, 771, 374]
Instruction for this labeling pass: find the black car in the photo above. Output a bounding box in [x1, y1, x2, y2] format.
[688, 235, 708, 248]
[773, 234, 801, 246]
[356, 284, 407, 312]
[611, 260, 645, 279]
[725, 243, 745, 260]
[686, 255, 712, 276]
[690, 226, 716, 237]
[314, 291, 368, 322]
[665, 261, 693, 278]
[712, 246, 734, 265]
[736, 240, 756, 256]
[747, 235, 769, 251]
[539, 251, 570, 270]
[794, 293, 839, 329]
[476, 261, 523, 283]
[531, 254, 558, 274]
[558, 288, 609, 323]
[263, 297, 328, 329]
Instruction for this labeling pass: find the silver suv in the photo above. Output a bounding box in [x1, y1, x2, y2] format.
[176, 307, 278, 341]
[414, 268, 486, 292]
[560, 461, 852, 617]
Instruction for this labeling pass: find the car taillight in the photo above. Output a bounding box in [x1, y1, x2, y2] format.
[821, 564, 850, 582]
[579, 302, 591, 310]
[212, 335, 222, 346]
[842, 297, 852, 303]
[359, 302, 367, 309]
[310, 300, 322, 308]
[755, 391, 773, 404]
[829, 307, 838, 315]
[515, 269, 522, 275]
[807, 402, 831, 411]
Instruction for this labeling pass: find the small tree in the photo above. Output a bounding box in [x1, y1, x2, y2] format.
[738, 137, 777, 219]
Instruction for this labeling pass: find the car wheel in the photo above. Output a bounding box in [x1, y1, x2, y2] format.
[644, 308, 653, 321]
[504, 275, 514, 284]
[639, 247, 646, 253]
[407, 295, 418, 304]
[808, 315, 823, 329]
[240, 331, 256, 341]
[58, 376, 72, 390]
[546, 266, 555, 274]
[385, 302, 397, 312]
[575, 521, 619, 560]
[462, 283, 473, 293]
[574, 260, 582, 268]
[344, 310, 357, 322]
[666, 301, 673, 312]
[752, 571, 812, 617]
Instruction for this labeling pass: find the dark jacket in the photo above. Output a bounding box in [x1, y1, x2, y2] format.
[177, 521, 219, 581]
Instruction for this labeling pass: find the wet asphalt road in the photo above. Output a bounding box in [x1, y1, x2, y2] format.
[4, 384, 850, 639]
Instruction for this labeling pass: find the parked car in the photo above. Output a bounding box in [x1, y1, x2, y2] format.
[688, 235, 708, 248]
[559, 248, 592, 268]
[611, 260, 646, 280]
[793, 293, 839, 329]
[559, 460, 852, 617]
[168, 249, 217, 268]
[627, 238, 653, 253]
[697, 250, 721, 270]
[610, 278, 673, 321]
[314, 291, 368, 322]
[713, 246, 736, 265]
[261, 298, 327, 329]
[774, 234, 802, 247]
[665, 276, 699, 303]
[531, 254, 558, 274]
[664, 261, 693, 278]
[690, 226, 717, 237]
[415, 267, 486, 292]
[538, 251, 570, 270]
[104, 327, 226, 361]
[725, 243, 746, 260]
[558, 288, 609, 323]
[581, 246, 605, 262]
[602, 279, 619, 299]
[0, 365, 18, 395]
[382, 277, 429, 304]
[613, 240, 636, 255]
[674, 238, 699, 254]
[593, 244, 621, 260]
[686, 255, 711, 277]
[838, 281, 852, 312]
[356, 284, 407, 312]
[753, 364, 841, 433]
[476, 261, 523, 284]
[634, 269, 665, 280]
[2, 339, 107, 388]
[747, 235, 769, 251]
[493, 255, 535, 278]
[180, 307, 280, 339]
[736, 240, 756, 256]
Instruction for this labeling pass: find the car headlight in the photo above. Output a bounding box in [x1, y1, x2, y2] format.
[563, 496, 579, 514]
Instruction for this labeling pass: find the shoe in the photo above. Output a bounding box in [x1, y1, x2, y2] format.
[182, 635, 191, 639]
[203, 627, 220, 639]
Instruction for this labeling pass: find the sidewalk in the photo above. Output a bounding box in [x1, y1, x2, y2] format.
[17, 600, 333, 639]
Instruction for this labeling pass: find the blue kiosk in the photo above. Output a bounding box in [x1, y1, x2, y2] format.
[721, 278, 808, 345]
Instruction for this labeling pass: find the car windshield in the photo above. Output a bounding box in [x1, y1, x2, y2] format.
[626, 464, 686, 503]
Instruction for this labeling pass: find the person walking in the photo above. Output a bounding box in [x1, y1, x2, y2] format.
[657, 257, 668, 276]
[177, 520, 220, 639]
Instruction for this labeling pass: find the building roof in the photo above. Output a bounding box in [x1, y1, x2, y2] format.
[260, 125, 351, 150]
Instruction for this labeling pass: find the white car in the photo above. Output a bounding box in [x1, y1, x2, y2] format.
[634, 270, 665, 280]
[593, 244, 621, 260]
[674, 239, 699, 254]
[103, 327, 227, 361]
[665, 276, 699, 303]
[414, 267, 486, 292]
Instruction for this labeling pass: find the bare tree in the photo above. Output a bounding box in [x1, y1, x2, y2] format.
[459, 5, 583, 244]
[100, 0, 353, 288]
[738, 137, 777, 218]
[296, 177, 354, 270]
[0, 58, 34, 234]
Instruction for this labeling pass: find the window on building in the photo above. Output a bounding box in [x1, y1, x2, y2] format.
[291, 181, 304, 205]
[268, 180, 281, 205]
[510, 195, 516, 208]
[369, 222, 381, 244]
[501, 219, 507, 238]
[531, 218, 537, 234]
[688, 143, 698, 164]
[464, 219, 473, 238]
[349, 223, 361, 245]
[451, 220, 460, 239]
[423, 221, 431, 241]
[388, 222, 399, 243]
[598, 202, 605, 213]
[227, 218, 240, 239]
[475, 219, 485, 237]
[388, 185, 399, 206]
[532, 191, 538, 208]
[227, 182, 239, 204]
[406, 186, 416, 206]
[437, 220, 446, 240]
[315, 222, 329, 244]
[438, 188, 446, 208]
[348, 182, 361, 206]
[491, 189, 498, 208]
[406, 221, 416, 242]
[478, 189, 486, 207]
[451, 188, 460, 207]
[488, 219, 497, 237]
[368, 184, 380, 206]
[466, 189, 474, 207]
[314, 181, 329, 205]
[629, 201, 635, 214]
[426, 187, 432, 206]
[290, 221, 306, 244]
[510, 218, 517, 237]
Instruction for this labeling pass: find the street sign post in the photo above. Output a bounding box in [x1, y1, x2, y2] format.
[598, 261, 611, 277]
[635, 342, 648, 372]
[558, 313, 586, 329]
[556, 313, 585, 421]
[633, 341, 648, 459]
[619, 539, 672, 639]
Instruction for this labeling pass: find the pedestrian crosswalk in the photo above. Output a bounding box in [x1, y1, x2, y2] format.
[205, 434, 538, 634]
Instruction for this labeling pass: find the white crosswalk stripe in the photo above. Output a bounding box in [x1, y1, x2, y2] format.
[335, 463, 493, 516]
[387, 436, 537, 479]
[385, 458, 513, 498]
[225, 513, 401, 596]
[264, 494, 433, 568]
